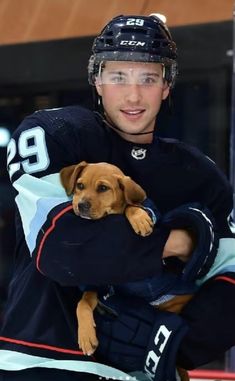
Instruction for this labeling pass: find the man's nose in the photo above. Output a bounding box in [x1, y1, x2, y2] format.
[124, 84, 142, 103]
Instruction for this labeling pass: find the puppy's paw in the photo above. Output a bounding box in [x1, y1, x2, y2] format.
[135, 217, 154, 236]
[77, 302, 99, 356]
[126, 206, 154, 236]
[78, 321, 99, 356]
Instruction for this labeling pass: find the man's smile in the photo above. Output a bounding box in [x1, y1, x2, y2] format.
[120, 109, 145, 120]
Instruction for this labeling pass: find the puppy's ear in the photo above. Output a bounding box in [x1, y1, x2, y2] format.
[60, 161, 87, 195]
[117, 176, 146, 204]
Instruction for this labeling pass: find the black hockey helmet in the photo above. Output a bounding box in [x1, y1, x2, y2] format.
[88, 14, 178, 86]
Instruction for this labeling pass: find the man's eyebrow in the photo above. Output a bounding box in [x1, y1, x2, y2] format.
[104, 70, 127, 75]
[140, 72, 160, 76]
[103, 70, 160, 76]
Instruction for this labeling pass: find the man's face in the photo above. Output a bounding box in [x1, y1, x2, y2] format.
[95, 61, 169, 143]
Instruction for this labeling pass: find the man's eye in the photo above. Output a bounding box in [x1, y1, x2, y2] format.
[76, 182, 85, 190]
[97, 184, 110, 193]
[110, 76, 126, 84]
[141, 76, 159, 85]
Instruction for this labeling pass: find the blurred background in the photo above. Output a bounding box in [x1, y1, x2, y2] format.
[0, 0, 234, 374]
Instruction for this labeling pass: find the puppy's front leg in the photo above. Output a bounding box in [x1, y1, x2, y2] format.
[125, 205, 153, 236]
[76, 291, 99, 355]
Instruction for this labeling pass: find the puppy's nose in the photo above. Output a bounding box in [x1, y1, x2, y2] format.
[78, 200, 91, 213]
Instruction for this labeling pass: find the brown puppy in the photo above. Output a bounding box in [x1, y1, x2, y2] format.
[60, 161, 154, 350]
[60, 161, 154, 236]
[60, 161, 190, 381]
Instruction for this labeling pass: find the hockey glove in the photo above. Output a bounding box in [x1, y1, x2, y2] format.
[94, 293, 188, 381]
[162, 202, 219, 281]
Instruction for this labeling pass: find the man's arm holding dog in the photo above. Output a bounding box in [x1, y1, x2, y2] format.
[8, 111, 234, 286]
[7, 113, 170, 285]
[7, 142, 210, 286]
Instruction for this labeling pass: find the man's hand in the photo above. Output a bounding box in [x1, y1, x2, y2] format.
[163, 229, 195, 263]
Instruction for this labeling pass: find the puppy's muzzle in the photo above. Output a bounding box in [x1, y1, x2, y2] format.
[78, 200, 91, 218]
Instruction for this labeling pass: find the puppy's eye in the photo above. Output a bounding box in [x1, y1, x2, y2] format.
[76, 182, 84, 190]
[97, 184, 110, 193]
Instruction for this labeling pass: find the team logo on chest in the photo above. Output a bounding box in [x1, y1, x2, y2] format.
[131, 147, 147, 160]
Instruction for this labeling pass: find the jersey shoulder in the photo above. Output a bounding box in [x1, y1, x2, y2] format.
[157, 137, 232, 194]
[8, 106, 111, 182]
[158, 137, 222, 172]
[16, 105, 100, 137]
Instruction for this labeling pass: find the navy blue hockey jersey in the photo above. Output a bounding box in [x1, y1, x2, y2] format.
[1, 105, 235, 376]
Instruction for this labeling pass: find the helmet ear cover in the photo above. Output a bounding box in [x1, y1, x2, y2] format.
[88, 14, 178, 87]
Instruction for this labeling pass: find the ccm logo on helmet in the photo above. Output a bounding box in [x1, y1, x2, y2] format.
[120, 40, 146, 47]
[144, 324, 172, 379]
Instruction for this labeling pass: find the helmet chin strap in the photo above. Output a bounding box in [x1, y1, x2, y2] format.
[95, 111, 155, 136]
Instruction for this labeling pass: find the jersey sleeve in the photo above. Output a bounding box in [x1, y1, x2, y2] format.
[177, 272, 235, 369]
[194, 153, 235, 277]
[205, 165, 233, 238]
[185, 143, 234, 238]
[190, 150, 235, 286]
[7, 109, 169, 286]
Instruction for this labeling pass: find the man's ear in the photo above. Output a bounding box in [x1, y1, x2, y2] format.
[95, 79, 103, 97]
[162, 84, 170, 100]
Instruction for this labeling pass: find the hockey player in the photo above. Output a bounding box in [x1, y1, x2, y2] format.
[0, 14, 235, 381]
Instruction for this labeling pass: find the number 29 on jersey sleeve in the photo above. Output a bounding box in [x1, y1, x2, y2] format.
[7, 126, 50, 179]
